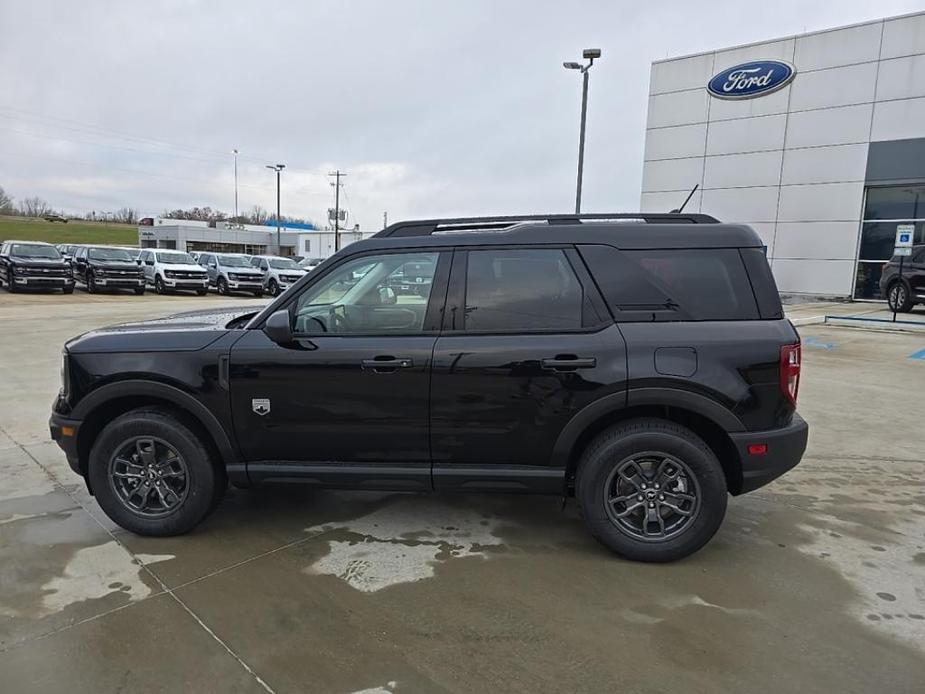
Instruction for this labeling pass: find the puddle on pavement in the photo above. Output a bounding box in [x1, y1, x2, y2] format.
[304, 496, 507, 592]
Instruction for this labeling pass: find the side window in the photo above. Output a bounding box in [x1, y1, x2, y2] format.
[261, 259, 269, 270]
[463, 249, 583, 332]
[578, 245, 759, 321]
[292, 252, 439, 335]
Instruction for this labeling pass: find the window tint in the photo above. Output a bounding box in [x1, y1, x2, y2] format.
[292, 252, 439, 335]
[579, 245, 759, 321]
[463, 249, 583, 332]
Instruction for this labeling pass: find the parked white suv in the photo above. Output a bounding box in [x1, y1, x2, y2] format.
[197, 252, 265, 296]
[249, 255, 307, 296]
[138, 249, 209, 295]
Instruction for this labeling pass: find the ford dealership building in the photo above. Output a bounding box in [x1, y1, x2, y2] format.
[641, 10, 925, 299]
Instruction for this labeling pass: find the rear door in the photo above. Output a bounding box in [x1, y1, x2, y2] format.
[229, 249, 450, 483]
[73, 246, 88, 281]
[430, 247, 626, 490]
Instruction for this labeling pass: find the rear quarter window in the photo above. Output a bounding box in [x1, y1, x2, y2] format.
[578, 245, 760, 321]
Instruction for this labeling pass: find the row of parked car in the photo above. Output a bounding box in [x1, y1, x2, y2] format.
[0, 239, 325, 296]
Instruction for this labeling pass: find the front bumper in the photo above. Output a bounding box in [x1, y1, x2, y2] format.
[15, 276, 74, 287]
[94, 277, 145, 288]
[164, 278, 209, 289]
[49, 412, 83, 475]
[730, 413, 809, 494]
[227, 279, 264, 290]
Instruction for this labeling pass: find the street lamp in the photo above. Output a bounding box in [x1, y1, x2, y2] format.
[563, 48, 601, 214]
[232, 149, 239, 220]
[266, 164, 285, 253]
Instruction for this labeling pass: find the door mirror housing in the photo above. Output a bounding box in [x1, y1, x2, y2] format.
[264, 309, 293, 345]
[379, 286, 397, 305]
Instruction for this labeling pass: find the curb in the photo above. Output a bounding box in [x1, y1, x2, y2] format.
[822, 315, 925, 333]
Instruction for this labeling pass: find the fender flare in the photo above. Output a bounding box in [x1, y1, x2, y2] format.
[72, 379, 241, 466]
[550, 387, 745, 469]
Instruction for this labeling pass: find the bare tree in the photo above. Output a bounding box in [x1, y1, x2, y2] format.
[247, 204, 268, 224]
[0, 185, 13, 215]
[18, 196, 53, 217]
[112, 207, 138, 224]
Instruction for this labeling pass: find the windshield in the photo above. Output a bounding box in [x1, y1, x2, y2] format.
[89, 248, 133, 262]
[216, 254, 251, 267]
[11, 244, 61, 259]
[156, 251, 195, 265]
[268, 258, 301, 270]
[123, 248, 141, 259]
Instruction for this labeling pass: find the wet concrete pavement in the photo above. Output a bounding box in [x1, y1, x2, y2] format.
[1, 293, 924, 693]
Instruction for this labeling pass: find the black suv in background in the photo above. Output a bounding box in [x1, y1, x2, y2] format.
[880, 244, 925, 312]
[0, 240, 74, 293]
[50, 213, 808, 562]
[71, 245, 146, 294]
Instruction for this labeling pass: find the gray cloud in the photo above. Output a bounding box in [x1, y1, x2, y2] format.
[1, 0, 922, 228]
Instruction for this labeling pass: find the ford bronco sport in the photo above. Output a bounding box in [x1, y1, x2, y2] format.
[50, 213, 808, 562]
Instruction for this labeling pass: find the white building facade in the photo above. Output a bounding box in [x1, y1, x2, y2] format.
[138, 219, 371, 259]
[641, 11, 925, 299]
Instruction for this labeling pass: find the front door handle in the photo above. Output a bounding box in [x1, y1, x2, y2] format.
[361, 356, 413, 373]
[541, 356, 597, 371]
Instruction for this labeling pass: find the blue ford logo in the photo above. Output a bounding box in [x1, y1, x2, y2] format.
[707, 60, 796, 100]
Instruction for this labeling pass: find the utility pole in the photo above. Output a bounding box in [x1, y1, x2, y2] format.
[232, 149, 239, 219]
[383, 211, 388, 229]
[266, 164, 285, 253]
[329, 170, 347, 251]
[563, 48, 601, 213]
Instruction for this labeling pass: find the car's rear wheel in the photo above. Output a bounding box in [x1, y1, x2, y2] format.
[88, 408, 221, 536]
[576, 418, 727, 562]
[887, 281, 914, 313]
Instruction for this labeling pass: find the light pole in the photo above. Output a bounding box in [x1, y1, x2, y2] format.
[232, 149, 239, 220]
[265, 164, 285, 253]
[564, 48, 601, 214]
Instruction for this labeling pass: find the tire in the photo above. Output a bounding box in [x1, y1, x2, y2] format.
[87, 275, 98, 294]
[63, 286, 74, 295]
[133, 287, 145, 296]
[196, 289, 207, 296]
[887, 281, 914, 313]
[154, 275, 167, 295]
[268, 279, 280, 297]
[87, 408, 221, 536]
[253, 289, 264, 298]
[7, 279, 17, 293]
[217, 277, 229, 295]
[575, 418, 727, 562]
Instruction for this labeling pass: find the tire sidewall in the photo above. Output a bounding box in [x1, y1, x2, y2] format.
[155, 275, 165, 294]
[577, 423, 727, 562]
[269, 279, 279, 296]
[88, 411, 217, 535]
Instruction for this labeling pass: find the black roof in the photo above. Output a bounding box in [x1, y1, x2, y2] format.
[349, 213, 764, 252]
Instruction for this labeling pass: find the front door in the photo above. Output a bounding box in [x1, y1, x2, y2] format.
[429, 247, 626, 488]
[229, 249, 449, 486]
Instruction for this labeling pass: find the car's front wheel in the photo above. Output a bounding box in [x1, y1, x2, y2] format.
[887, 281, 914, 313]
[154, 275, 167, 295]
[88, 408, 223, 535]
[268, 279, 280, 296]
[217, 277, 229, 295]
[576, 418, 727, 562]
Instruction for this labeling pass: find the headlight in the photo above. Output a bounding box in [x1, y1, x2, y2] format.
[13, 266, 26, 275]
[164, 270, 176, 278]
[60, 350, 70, 397]
[93, 267, 106, 277]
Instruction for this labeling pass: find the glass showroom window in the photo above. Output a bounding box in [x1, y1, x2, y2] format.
[854, 184, 925, 299]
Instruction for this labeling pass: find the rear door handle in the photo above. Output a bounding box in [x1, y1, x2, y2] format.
[541, 356, 597, 371]
[361, 356, 413, 372]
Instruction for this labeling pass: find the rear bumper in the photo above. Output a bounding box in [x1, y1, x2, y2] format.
[49, 412, 83, 475]
[730, 413, 809, 494]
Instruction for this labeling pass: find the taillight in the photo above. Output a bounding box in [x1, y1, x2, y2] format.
[779, 343, 801, 406]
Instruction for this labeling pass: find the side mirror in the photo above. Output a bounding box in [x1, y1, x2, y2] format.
[379, 286, 397, 305]
[136, 259, 142, 265]
[263, 309, 293, 345]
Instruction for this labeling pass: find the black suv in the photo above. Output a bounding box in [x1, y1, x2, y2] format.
[880, 244, 925, 312]
[71, 245, 146, 294]
[0, 240, 75, 293]
[50, 214, 808, 562]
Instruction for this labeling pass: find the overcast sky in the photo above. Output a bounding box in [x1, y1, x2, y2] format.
[2, 0, 924, 229]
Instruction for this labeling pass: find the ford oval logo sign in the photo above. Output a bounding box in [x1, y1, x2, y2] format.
[707, 60, 796, 100]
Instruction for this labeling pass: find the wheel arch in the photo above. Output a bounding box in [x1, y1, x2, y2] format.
[554, 390, 744, 495]
[73, 380, 242, 483]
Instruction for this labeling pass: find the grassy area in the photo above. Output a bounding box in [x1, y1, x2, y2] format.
[0, 216, 138, 245]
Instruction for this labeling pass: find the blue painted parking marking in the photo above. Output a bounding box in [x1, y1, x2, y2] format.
[909, 348, 925, 360]
[803, 336, 836, 350]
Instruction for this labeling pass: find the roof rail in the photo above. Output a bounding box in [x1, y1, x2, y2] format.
[373, 212, 720, 237]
